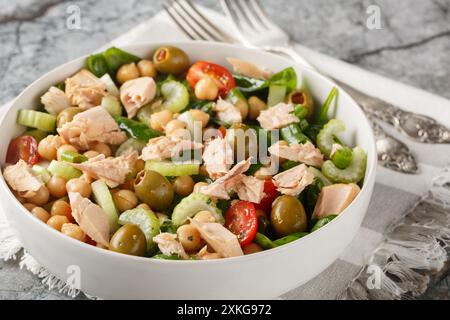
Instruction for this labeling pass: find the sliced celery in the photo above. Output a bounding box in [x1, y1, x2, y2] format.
[322, 147, 367, 184]
[145, 161, 200, 177]
[17, 109, 56, 132]
[101, 95, 122, 117]
[32, 165, 51, 184]
[267, 85, 287, 107]
[92, 180, 119, 232]
[316, 119, 346, 157]
[60, 151, 88, 163]
[25, 129, 48, 142]
[47, 160, 82, 180]
[172, 193, 223, 226]
[160, 80, 189, 113]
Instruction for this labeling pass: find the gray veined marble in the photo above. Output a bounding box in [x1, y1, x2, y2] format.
[0, 0, 449, 300]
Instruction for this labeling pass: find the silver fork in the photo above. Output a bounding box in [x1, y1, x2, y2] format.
[163, 0, 419, 173]
[221, 0, 450, 145]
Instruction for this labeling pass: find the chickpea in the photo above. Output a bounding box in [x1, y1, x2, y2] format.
[117, 63, 140, 85]
[193, 182, 208, 194]
[150, 110, 173, 132]
[61, 223, 86, 242]
[170, 128, 191, 140]
[165, 119, 186, 136]
[66, 178, 92, 198]
[177, 224, 203, 252]
[194, 210, 216, 223]
[137, 59, 157, 78]
[38, 135, 63, 160]
[56, 144, 78, 161]
[47, 175, 68, 198]
[23, 203, 36, 212]
[137, 203, 151, 211]
[112, 190, 139, 212]
[31, 207, 51, 223]
[173, 176, 195, 196]
[51, 200, 73, 221]
[47, 215, 70, 231]
[243, 243, 263, 255]
[235, 99, 249, 120]
[27, 186, 50, 206]
[248, 96, 267, 120]
[254, 168, 273, 181]
[84, 150, 100, 159]
[195, 77, 219, 101]
[91, 143, 112, 157]
[199, 165, 210, 178]
[189, 109, 210, 128]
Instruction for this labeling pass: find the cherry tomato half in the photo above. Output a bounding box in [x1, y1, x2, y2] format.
[254, 180, 279, 213]
[225, 201, 258, 247]
[6, 135, 39, 165]
[187, 61, 236, 98]
[218, 126, 227, 138]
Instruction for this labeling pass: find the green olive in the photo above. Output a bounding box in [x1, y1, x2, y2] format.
[57, 107, 81, 128]
[271, 195, 307, 237]
[134, 170, 174, 211]
[287, 90, 315, 118]
[109, 224, 147, 256]
[153, 46, 190, 74]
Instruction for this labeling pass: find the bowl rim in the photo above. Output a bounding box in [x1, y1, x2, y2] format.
[0, 40, 377, 265]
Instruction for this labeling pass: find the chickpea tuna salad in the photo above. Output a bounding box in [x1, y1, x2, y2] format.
[2, 46, 367, 260]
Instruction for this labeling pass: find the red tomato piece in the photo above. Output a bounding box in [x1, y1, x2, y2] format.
[225, 201, 258, 247]
[187, 61, 236, 97]
[6, 136, 39, 165]
[255, 179, 279, 212]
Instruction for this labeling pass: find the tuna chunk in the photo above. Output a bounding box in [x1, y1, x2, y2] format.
[197, 158, 252, 200]
[226, 57, 272, 80]
[272, 163, 314, 196]
[65, 69, 107, 109]
[68, 192, 110, 247]
[312, 183, 360, 220]
[269, 141, 324, 167]
[3, 160, 44, 198]
[120, 77, 157, 119]
[141, 136, 203, 162]
[190, 219, 243, 258]
[213, 98, 242, 124]
[257, 103, 299, 130]
[196, 246, 222, 260]
[233, 175, 265, 204]
[153, 233, 189, 259]
[202, 137, 234, 180]
[57, 106, 127, 150]
[41, 86, 72, 115]
[69, 152, 138, 188]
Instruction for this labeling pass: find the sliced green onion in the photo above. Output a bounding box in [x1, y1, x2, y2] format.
[60, 151, 88, 163]
[47, 160, 82, 180]
[17, 109, 56, 132]
[254, 233, 277, 250]
[331, 146, 353, 169]
[273, 232, 308, 246]
[316, 87, 338, 125]
[311, 215, 338, 232]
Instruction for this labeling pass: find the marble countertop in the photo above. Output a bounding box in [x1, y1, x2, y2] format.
[0, 0, 449, 300]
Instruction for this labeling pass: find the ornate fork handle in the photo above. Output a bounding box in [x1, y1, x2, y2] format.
[333, 81, 450, 144]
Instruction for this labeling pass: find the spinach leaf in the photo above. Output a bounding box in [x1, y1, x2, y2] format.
[269, 67, 297, 93]
[103, 47, 141, 76]
[86, 53, 110, 78]
[114, 116, 161, 142]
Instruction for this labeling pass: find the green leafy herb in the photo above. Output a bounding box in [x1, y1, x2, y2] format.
[114, 116, 161, 142]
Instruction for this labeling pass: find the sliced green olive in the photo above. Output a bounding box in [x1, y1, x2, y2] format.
[57, 107, 81, 128]
[271, 195, 307, 237]
[287, 89, 315, 118]
[153, 46, 190, 74]
[109, 224, 147, 256]
[134, 170, 174, 211]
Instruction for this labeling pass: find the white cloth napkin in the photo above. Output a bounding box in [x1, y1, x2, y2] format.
[1, 6, 450, 300]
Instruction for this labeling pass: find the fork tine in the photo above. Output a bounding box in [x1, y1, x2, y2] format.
[163, 2, 206, 41]
[233, 0, 265, 31]
[247, 0, 275, 30]
[221, 0, 249, 33]
[178, 0, 232, 42]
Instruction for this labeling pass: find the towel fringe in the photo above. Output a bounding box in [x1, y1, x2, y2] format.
[340, 168, 450, 300]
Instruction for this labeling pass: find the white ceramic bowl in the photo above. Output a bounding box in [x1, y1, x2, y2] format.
[0, 42, 376, 299]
